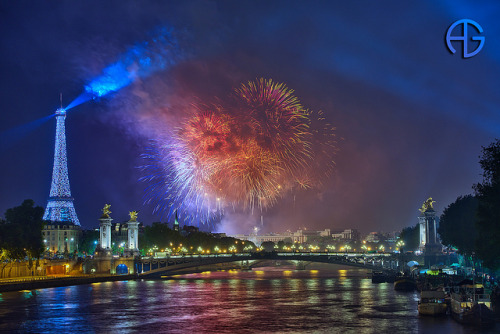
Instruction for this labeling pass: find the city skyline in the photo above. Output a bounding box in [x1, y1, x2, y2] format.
[1, 1, 500, 234]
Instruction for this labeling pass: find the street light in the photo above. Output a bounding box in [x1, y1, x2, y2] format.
[396, 240, 405, 252]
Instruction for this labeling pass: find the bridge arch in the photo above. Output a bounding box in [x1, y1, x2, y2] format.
[111, 257, 136, 275]
[116, 264, 128, 275]
[138, 253, 399, 278]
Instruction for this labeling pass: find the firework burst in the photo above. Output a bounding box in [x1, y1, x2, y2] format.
[140, 79, 336, 225]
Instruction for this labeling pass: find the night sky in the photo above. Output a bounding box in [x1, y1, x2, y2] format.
[1, 1, 499, 234]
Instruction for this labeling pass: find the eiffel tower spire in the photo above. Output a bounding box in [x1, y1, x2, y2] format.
[43, 104, 80, 225]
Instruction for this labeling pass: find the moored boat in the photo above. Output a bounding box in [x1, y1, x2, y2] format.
[450, 283, 495, 326]
[394, 274, 417, 291]
[371, 271, 396, 283]
[371, 271, 386, 283]
[418, 290, 447, 316]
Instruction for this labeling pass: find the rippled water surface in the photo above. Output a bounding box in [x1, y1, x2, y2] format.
[0, 265, 496, 333]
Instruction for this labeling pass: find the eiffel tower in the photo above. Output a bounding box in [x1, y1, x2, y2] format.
[43, 104, 80, 226]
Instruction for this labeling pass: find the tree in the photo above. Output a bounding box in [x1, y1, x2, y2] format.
[0, 199, 45, 259]
[141, 222, 183, 251]
[78, 229, 100, 255]
[438, 195, 478, 256]
[260, 241, 275, 252]
[473, 139, 500, 269]
[0, 200, 45, 276]
[305, 236, 334, 250]
[399, 224, 419, 252]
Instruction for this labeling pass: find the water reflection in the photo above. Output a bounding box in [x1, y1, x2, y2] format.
[0, 266, 497, 333]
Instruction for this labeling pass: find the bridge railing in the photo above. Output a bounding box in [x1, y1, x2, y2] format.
[146, 252, 393, 260]
[149, 253, 253, 260]
[137, 251, 397, 276]
[275, 252, 393, 257]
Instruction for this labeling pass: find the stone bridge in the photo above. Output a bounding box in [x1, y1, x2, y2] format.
[137, 252, 400, 278]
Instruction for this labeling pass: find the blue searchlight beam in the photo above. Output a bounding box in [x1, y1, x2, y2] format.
[67, 26, 181, 110]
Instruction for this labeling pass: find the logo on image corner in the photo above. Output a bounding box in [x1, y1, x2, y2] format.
[446, 19, 484, 58]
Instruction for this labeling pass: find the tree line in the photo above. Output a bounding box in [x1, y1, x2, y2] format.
[438, 139, 500, 270]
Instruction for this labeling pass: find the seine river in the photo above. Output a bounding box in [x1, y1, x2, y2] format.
[0, 265, 496, 333]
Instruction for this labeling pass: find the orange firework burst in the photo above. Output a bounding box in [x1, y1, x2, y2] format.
[141, 78, 336, 222]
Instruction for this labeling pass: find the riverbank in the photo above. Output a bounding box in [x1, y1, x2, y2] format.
[0, 274, 136, 292]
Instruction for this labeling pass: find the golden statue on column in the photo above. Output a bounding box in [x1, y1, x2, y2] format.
[101, 204, 112, 218]
[129, 211, 138, 222]
[418, 198, 436, 213]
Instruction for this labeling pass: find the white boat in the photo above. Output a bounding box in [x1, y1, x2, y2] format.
[418, 290, 447, 316]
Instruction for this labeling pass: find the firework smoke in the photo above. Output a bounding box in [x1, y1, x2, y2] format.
[141, 78, 336, 225]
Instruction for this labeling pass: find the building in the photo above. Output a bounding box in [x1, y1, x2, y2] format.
[102, 221, 144, 250]
[181, 225, 199, 236]
[210, 233, 227, 238]
[331, 229, 360, 241]
[232, 228, 333, 245]
[384, 232, 398, 244]
[289, 229, 331, 243]
[42, 222, 81, 254]
[173, 210, 180, 231]
[111, 222, 129, 248]
[365, 232, 381, 243]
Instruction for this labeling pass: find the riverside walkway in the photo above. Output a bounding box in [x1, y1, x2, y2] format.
[0, 274, 135, 293]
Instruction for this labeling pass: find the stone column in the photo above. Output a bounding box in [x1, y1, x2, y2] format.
[424, 209, 437, 245]
[418, 215, 426, 251]
[99, 217, 112, 251]
[127, 220, 140, 256]
[423, 208, 443, 267]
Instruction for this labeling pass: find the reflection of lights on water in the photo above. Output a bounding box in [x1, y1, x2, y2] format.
[339, 269, 347, 278]
[20, 290, 36, 299]
[254, 270, 264, 275]
[283, 270, 293, 276]
[360, 278, 373, 303]
[324, 279, 334, 287]
[310, 270, 319, 275]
